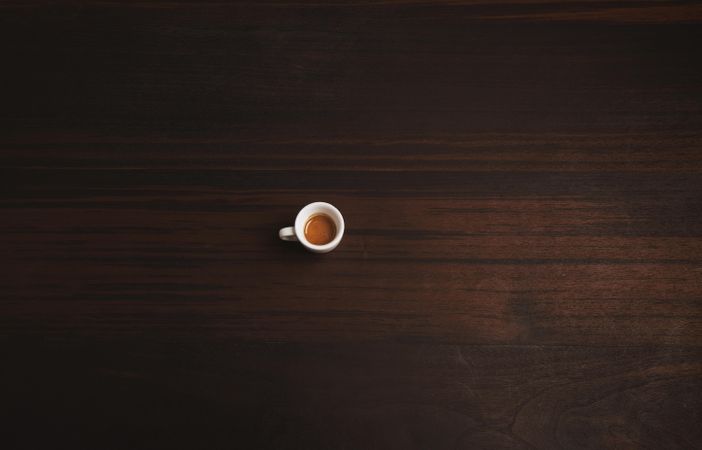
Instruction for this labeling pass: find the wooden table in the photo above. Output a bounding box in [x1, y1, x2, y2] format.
[2, 2, 701, 449]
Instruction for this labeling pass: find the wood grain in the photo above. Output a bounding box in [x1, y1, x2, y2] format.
[1, 1, 701, 449]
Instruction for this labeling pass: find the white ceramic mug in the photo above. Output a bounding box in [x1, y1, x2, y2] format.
[279, 202, 345, 253]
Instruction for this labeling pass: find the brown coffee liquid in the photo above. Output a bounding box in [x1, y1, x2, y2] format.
[304, 214, 336, 245]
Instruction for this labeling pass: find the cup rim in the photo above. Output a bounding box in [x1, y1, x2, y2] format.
[294, 202, 344, 251]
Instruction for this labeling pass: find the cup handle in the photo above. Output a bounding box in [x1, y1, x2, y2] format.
[279, 226, 297, 241]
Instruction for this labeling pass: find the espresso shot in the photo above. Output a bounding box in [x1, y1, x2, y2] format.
[304, 214, 336, 245]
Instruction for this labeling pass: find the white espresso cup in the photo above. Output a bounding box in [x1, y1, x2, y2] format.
[279, 202, 345, 253]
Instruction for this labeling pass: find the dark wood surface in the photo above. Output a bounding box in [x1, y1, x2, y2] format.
[2, 1, 702, 449]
